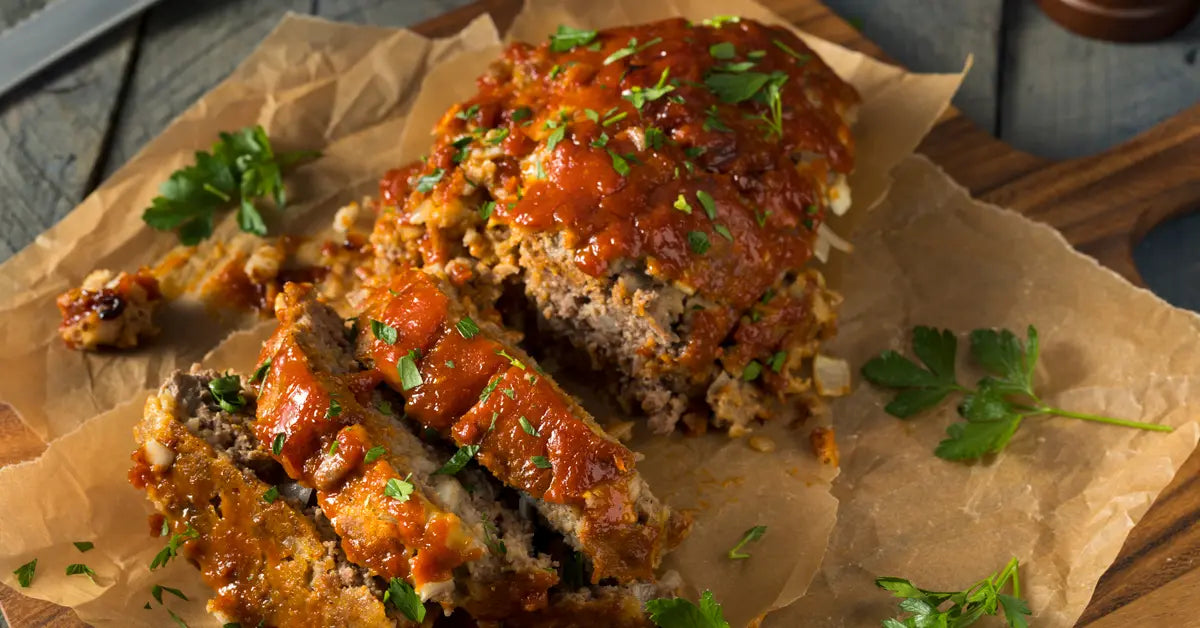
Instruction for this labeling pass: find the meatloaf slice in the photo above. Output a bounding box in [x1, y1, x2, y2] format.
[129, 370, 397, 627]
[255, 282, 558, 618]
[354, 269, 689, 583]
[369, 17, 857, 434]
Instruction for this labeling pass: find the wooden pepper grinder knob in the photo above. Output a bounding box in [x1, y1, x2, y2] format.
[1037, 0, 1199, 42]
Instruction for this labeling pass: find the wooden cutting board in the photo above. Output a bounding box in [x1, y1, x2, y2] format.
[2, 0, 1198, 625]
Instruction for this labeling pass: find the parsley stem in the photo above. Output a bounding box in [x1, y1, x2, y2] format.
[1021, 404, 1174, 432]
[203, 183, 232, 202]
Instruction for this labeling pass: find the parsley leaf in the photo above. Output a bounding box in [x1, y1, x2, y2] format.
[151, 584, 189, 604]
[531, 455, 552, 469]
[695, 190, 717, 219]
[519, 416, 541, 437]
[622, 68, 676, 110]
[13, 559, 36, 588]
[864, 325, 1172, 461]
[645, 590, 730, 628]
[673, 194, 693, 214]
[142, 125, 318, 244]
[262, 486, 279, 503]
[207, 374, 245, 413]
[435, 445, 481, 475]
[384, 577, 426, 622]
[546, 124, 567, 151]
[709, 42, 736, 59]
[608, 150, 632, 176]
[415, 168, 444, 193]
[371, 319, 398, 345]
[385, 475, 415, 502]
[705, 71, 772, 103]
[727, 525, 766, 559]
[150, 526, 198, 570]
[364, 445, 386, 463]
[457, 316, 480, 339]
[741, 360, 762, 381]
[549, 25, 597, 52]
[877, 557, 1031, 628]
[271, 433, 286, 456]
[65, 563, 97, 583]
[250, 358, 272, 384]
[772, 38, 811, 64]
[604, 36, 663, 65]
[73, 541, 94, 553]
[688, 231, 711, 255]
[397, 349, 423, 390]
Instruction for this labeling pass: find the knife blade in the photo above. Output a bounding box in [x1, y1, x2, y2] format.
[0, 0, 160, 100]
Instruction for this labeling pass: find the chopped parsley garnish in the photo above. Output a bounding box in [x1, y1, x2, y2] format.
[479, 376, 501, 403]
[371, 319, 398, 345]
[325, 397, 342, 419]
[548, 24, 598, 52]
[703, 106, 731, 132]
[769, 351, 787, 372]
[364, 445, 387, 463]
[434, 444, 481, 475]
[445, 360, 456, 368]
[755, 209, 770, 227]
[772, 38, 811, 63]
[167, 608, 188, 627]
[684, 146, 706, 158]
[384, 577, 426, 622]
[728, 525, 766, 559]
[455, 104, 479, 121]
[208, 374, 245, 413]
[151, 526, 199, 570]
[758, 76, 788, 139]
[546, 125, 567, 151]
[877, 558, 1031, 628]
[603, 36, 663, 65]
[249, 360, 273, 385]
[608, 150, 632, 176]
[73, 541, 94, 553]
[450, 135, 473, 164]
[384, 475, 415, 502]
[328, 440, 339, 455]
[695, 190, 717, 219]
[742, 360, 763, 381]
[747, 49, 767, 59]
[485, 128, 510, 145]
[590, 132, 610, 148]
[66, 563, 97, 583]
[511, 107, 533, 122]
[415, 168, 444, 193]
[479, 200, 495, 220]
[535, 159, 547, 180]
[456, 316, 480, 339]
[548, 64, 563, 79]
[377, 399, 393, 415]
[531, 455, 552, 469]
[502, 387, 516, 399]
[397, 350, 423, 391]
[482, 519, 507, 556]
[705, 71, 773, 103]
[717, 61, 756, 73]
[602, 111, 629, 126]
[519, 416, 541, 437]
[688, 231, 711, 254]
[496, 348, 526, 369]
[621, 68, 676, 110]
[645, 126, 667, 149]
[701, 15, 741, 27]
[13, 559, 36, 588]
[151, 584, 188, 604]
[709, 42, 736, 59]
[271, 433, 285, 455]
[673, 194, 693, 214]
[714, 224, 733, 241]
[262, 486, 279, 503]
[583, 108, 600, 123]
[646, 590, 730, 627]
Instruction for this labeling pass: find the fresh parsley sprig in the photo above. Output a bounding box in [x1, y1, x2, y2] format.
[876, 557, 1031, 628]
[645, 590, 730, 628]
[142, 125, 319, 245]
[862, 325, 1172, 461]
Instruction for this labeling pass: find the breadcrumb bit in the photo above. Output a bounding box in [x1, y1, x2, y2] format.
[809, 427, 839, 466]
[748, 436, 776, 453]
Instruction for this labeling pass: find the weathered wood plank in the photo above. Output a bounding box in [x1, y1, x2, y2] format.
[1000, 2, 1200, 159]
[0, 21, 137, 261]
[100, 0, 311, 178]
[823, 0, 1004, 133]
[316, 0, 477, 28]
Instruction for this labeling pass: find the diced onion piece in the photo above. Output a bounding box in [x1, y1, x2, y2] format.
[813, 354, 851, 397]
[814, 223, 854, 263]
[828, 175, 852, 216]
[417, 578, 455, 602]
[144, 439, 176, 469]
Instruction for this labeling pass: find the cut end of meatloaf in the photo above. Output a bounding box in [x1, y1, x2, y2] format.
[255, 282, 562, 617]
[354, 270, 690, 583]
[129, 369, 398, 627]
[369, 17, 858, 436]
[57, 269, 162, 350]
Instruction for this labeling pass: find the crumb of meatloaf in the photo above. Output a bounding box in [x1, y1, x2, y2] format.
[56, 269, 162, 350]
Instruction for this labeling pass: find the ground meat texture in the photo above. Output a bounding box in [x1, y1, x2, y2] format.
[369, 17, 857, 434]
[57, 268, 162, 350]
[355, 270, 689, 583]
[129, 371, 397, 627]
[256, 283, 559, 617]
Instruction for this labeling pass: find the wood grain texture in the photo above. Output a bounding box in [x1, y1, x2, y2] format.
[1000, 1, 1200, 160]
[1, 0, 1199, 626]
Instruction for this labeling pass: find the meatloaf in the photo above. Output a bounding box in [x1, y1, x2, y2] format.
[353, 269, 690, 583]
[370, 17, 858, 434]
[57, 269, 162, 350]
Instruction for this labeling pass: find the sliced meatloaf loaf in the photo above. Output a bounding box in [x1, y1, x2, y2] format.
[130, 370, 400, 627]
[352, 269, 690, 583]
[253, 282, 560, 618]
[370, 16, 857, 434]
